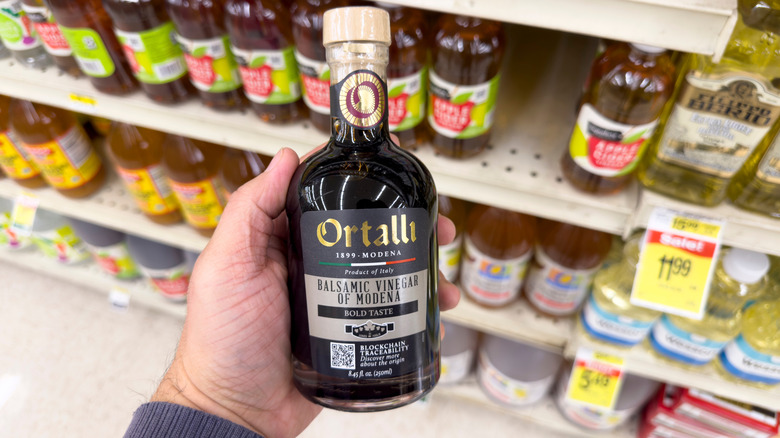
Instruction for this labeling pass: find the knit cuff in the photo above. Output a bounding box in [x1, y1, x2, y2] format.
[124, 402, 263, 438]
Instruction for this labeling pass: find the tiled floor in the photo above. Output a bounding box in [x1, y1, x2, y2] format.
[0, 261, 565, 438]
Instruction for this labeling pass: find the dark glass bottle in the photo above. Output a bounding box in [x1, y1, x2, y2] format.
[286, 7, 439, 411]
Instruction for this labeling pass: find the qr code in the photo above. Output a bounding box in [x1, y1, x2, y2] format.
[330, 342, 355, 370]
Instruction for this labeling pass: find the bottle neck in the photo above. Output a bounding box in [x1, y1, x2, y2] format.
[327, 42, 390, 146]
[627, 45, 664, 65]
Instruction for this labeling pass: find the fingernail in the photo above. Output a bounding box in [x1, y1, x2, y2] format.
[267, 148, 287, 171]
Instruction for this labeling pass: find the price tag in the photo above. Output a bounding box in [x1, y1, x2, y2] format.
[630, 208, 725, 320]
[10, 193, 39, 237]
[109, 286, 131, 312]
[68, 93, 98, 114]
[565, 348, 625, 410]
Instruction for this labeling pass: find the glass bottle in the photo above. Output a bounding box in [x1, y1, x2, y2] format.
[291, 0, 345, 133]
[561, 43, 675, 194]
[107, 122, 182, 225]
[428, 15, 504, 158]
[225, 0, 306, 123]
[286, 7, 438, 411]
[0, 96, 45, 188]
[0, 0, 49, 68]
[103, 0, 194, 104]
[460, 205, 535, 307]
[438, 194, 466, 283]
[20, 0, 80, 75]
[727, 127, 780, 217]
[47, 0, 138, 94]
[166, 0, 245, 111]
[219, 147, 265, 197]
[524, 219, 612, 317]
[162, 134, 226, 236]
[638, 0, 780, 206]
[9, 100, 105, 198]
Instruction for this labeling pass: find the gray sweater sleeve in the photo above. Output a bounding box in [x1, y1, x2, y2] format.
[124, 402, 263, 438]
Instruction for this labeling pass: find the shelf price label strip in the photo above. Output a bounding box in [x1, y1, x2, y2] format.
[630, 207, 725, 320]
[565, 348, 625, 410]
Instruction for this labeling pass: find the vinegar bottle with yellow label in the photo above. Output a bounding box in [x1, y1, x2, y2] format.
[107, 122, 182, 225]
[637, 0, 780, 206]
[9, 100, 105, 198]
[0, 96, 45, 189]
[162, 134, 226, 236]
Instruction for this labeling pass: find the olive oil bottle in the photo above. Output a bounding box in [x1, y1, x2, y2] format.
[728, 128, 780, 217]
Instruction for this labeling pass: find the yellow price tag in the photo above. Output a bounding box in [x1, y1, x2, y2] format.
[566, 349, 625, 410]
[10, 193, 39, 236]
[68, 93, 98, 114]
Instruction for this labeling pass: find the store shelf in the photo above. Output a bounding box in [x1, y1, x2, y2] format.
[375, 0, 737, 56]
[0, 246, 186, 319]
[564, 330, 780, 412]
[434, 378, 636, 438]
[0, 173, 209, 253]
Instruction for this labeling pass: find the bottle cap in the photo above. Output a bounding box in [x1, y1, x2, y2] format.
[722, 248, 769, 284]
[629, 43, 666, 54]
[323, 7, 391, 46]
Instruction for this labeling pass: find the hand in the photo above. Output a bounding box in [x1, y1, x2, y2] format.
[151, 147, 460, 438]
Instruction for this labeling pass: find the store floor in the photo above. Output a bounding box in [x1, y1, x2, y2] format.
[0, 262, 565, 438]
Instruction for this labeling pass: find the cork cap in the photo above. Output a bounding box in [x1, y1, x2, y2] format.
[323, 7, 391, 46]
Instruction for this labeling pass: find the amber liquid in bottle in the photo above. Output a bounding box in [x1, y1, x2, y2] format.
[103, 0, 194, 104]
[166, 0, 246, 111]
[219, 148, 266, 195]
[47, 0, 138, 95]
[225, 0, 307, 123]
[429, 15, 504, 158]
[0, 96, 45, 189]
[21, 0, 82, 77]
[108, 123, 183, 224]
[561, 43, 675, 194]
[10, 100, 105, 198]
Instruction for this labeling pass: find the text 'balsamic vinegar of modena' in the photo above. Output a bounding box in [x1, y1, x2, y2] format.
[286, 7, 439, 411]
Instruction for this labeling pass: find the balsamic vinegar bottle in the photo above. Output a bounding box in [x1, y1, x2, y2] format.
[286, 6, 439, 412]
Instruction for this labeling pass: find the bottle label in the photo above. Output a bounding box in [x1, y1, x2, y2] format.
[656, 72, 780, 178]
[87, 241, 140, 280]
[525, 246, 599, 316]
[142, 263, 190, 301]
[428, 69, 500, 139]
[569, 103, 658, 176]
[555, 379, 635, 431]
[31, 225, 90, 264]
[440, 348, 473, 384]
[177, 35, 242, 93]
[116, 164, 179, 216]
[331, 69, 387, 129]
[478, 349, 554, 406]
[169, 177, 226, 229]
[0, 130, 39, 180]
[20, 4, 69, 56]
[438, 233, 462, 283]
[649, 314, 727, 365]
[581, 294, 655, 346]
[114, 22, 187, 85]
[232, 45, 301, 105]
[388, 68, 426, 132]
[0, 210, 29, 249]
[461, 236, 531, 306]
[0, 1, 42, 51]
[299, 208, 431, 380]
[756, 135, 780, 184]
[719, 335, 780, 385]
[59, 26, 117, 78]
[22, 127, 101, 190]
[295, 50, 330, 115]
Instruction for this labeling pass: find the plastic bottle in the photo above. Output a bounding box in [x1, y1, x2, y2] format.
[717, 297, 780, 386]
[30, 209, 90, 264]
[727, 127, 780, 218]
[477, 334, 563, 407]
[0, 0, 50, 68]
[20, 0, 80, 76]
[162, 134, 226, 236]
[561, 43, 675, 194]
[460, 205, 535, 307]
[438, 194, 466, 283]
[0, 96, 44, 189]
[290, 0, 345, 133]
[648, 248, 769, 367]
[126, 234, 190, 301]
[0, 195, 30, 249]
[556, 366, 660, 431]
[166, 0, 244, 111]
[102, 0, 194, 104]
[107, 123, 181, 224]
[69, 218, 140, 279]
[219, 147, 265, 198]
[376, 4, 428, 149]
[579, 233, 661, 347]
[225, 0, 306, 123]
[428, 14, 504, 158]
[524, 219, 612, 317]
[440, 321, 479, 384]
[9, 100, 105, 198]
